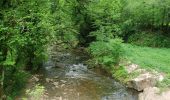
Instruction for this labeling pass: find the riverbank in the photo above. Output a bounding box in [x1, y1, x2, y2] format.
[18, 47, 138, 100]
[123, 44, 170, 88]
[99, 44, 170, 100]
[18, 44, 170, 100]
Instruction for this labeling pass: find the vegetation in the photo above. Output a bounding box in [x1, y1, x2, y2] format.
[26, 84, 45, 100]
[124, 44, 170, 73]
[0, 0, 54, 98]
[89, 39, 123, 68]
[0, 0, 78, 98]
[123, 44, 170, 87]
[0, 0, 170, 99]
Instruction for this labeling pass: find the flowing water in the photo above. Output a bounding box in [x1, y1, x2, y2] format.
[22, 48, 139, 100]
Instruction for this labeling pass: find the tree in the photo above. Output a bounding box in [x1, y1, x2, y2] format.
[0, 0, 53, 98]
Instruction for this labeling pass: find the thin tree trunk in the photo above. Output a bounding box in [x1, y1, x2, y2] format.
[0, 66, 5, 99]
[0, 46, 7, 99]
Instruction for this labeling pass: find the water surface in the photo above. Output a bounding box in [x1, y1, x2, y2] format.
[35, 49, 138, 100]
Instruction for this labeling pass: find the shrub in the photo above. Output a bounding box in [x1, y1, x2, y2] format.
[128, 31, 170, 48]
[89, 38, 124, 68]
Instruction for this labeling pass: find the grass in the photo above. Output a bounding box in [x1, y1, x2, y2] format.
[123, 44, 170, 88]
[123, 44, 170, 73]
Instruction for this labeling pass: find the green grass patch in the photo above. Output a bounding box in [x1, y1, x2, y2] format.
[112, 66, 129, 83]
[111, 65, 140, 84]
[123, 44, 170, 88]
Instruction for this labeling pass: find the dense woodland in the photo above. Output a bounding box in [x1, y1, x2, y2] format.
[0, 0, 170, 99]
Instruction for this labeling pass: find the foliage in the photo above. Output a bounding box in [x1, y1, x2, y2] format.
[87, 0, 123, 38]
[50, 0, 79, 47]
[86, 0, 124, 69]
[0, 0, 53, 98]
[4, 70, 29, 97]
[128, 31, 170, 48]
[89, 39, 123, 67]
[123, 0, 170, 28]
[121, 0, 170, 46]
[1, 0, 170, 98]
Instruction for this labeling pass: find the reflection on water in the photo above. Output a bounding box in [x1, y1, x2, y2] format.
[36, 49, 138, 100]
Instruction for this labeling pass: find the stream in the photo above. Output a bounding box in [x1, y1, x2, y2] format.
[21, 48, 139, 100]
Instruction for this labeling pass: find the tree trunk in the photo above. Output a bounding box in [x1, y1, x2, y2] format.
[0, 66, 5, 99]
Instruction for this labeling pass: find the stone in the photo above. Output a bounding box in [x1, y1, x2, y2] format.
[61, 84, 65, 88]
[127, 73, 157, 91]
[60, 80, 67, 83]
[54, 76, 59, 79]
[46, 78, 53, 83]
[135, 69, 147, 74]
[46, 78, 50, 83]
[33, 76, 39, 82]
[124, 63, 165, 91]
[53, 82, 59, 86]
[125, 64, 139, 73]
[139, 87, 170, 100]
